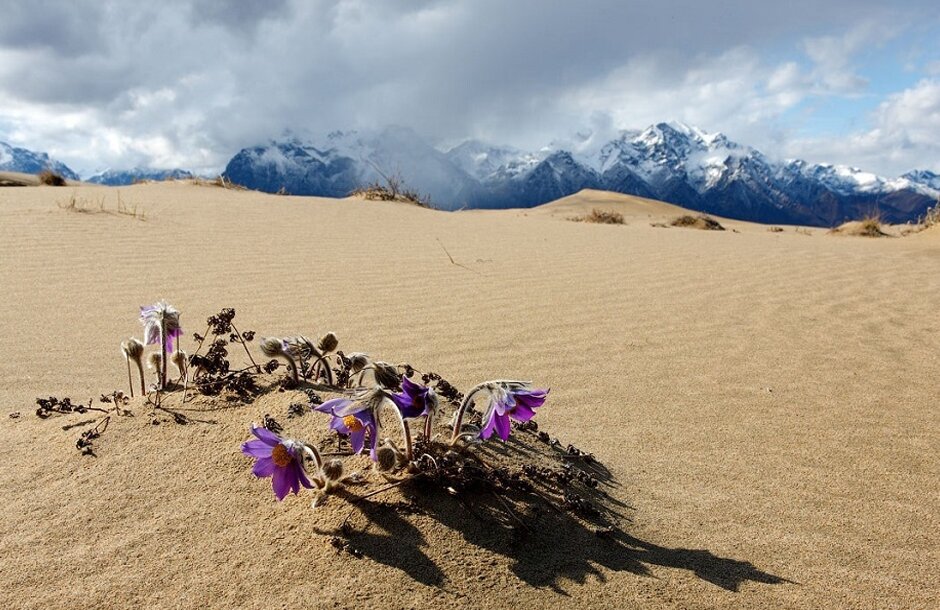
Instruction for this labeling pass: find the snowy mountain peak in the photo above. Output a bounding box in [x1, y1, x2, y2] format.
[86, 167, 194, 186]
[0, 141, 79, 180]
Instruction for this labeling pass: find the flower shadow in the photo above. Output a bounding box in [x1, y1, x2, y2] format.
[315, 496, 446, 587]
[324, 437, 793, 595]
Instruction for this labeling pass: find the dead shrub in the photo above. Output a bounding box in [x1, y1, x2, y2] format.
[573, 208, 625, 225]
[670, 214, 725, 231]
[38, 170, 67, 186]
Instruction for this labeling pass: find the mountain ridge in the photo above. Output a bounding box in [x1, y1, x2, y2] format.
[222, 124, 939, 225]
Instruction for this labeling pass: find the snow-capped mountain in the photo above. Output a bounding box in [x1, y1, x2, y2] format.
[86, 168, 194, 186]
[902, 170, 940, 191]
[222, 123, 939, 224]
[224, 126, 481, 206]
[0, 141, 79, 180]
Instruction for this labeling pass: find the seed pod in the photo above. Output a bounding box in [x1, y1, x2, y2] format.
[375, 446, 397, 472]
[322, 459, 344, 481]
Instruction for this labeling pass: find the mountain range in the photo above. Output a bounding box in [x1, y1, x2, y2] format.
[0, 141, 79, 181]
[3, 125, 938, 226]
[85, 168, 194, 186]
[223, 124, 940, 226]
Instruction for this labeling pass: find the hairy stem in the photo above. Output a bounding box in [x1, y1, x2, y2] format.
[389, 404, 413, 462]
[136, 360, 146, 395]
[125, 358, 134, 398]
[160, 322, 168, 390]
[423, 411, 433, 441]
[450, 383, 489, 442]
[301, 443, 323, 470]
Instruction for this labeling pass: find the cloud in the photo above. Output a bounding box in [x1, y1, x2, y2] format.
[0, 0, 936, 175]
[784, 79, 940, 173]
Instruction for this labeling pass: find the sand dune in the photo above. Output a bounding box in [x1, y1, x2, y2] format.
[0, 182, 938, 609]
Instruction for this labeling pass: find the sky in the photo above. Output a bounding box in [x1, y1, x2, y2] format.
[0, 0, 938, 177]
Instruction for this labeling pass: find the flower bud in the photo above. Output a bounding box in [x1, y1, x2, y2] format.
[317, 332, 338, 353]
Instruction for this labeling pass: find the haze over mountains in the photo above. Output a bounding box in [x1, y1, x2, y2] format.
[4, 123, 939, 226]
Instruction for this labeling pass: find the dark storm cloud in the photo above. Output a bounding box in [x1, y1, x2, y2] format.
[0, 0, 936, 174]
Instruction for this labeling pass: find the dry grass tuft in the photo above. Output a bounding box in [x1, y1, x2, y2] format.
[38, 170, 67, 186]
[903, 199, 940, 235]
[190, 175, 248, 191]
[57, 192, 146, 221]
[829, 214, 889, 238]
[350, 182, 431, 207]
[571, 208, 625, 225]
[669, 214, 725, 231]
[349, 169, 431, 208]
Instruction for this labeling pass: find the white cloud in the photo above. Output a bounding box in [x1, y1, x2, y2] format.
[784, 79, 940, 173]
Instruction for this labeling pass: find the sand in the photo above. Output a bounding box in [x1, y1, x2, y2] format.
[0, 183, 937, 609]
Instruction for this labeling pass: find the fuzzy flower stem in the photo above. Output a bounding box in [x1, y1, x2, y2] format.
[136, 359, 146, 395]
[423, 411, 434, 442]
[301, 442, 323, 471]
[450, 382, 490, 442]
[387, 402, 413, 462]
[124, 357, 134, 398]
[160, 322, 168, 390]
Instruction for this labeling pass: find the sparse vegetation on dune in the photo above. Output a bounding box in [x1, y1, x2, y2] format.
[570, 208, 625, 225]
[902, 198, 940, 235]
[58, 191, 146, 220]
[190, 175, 248, 191]
[829, 213, 889, 238]
[669, 214, 725, 231]
[350, 171, 431, 208]
[38, 169, 67, 186]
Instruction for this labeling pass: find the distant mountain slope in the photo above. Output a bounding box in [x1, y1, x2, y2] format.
[221, 124, 939, 225]
[0, 141, 78, 180]
[86, 168, 194, 186]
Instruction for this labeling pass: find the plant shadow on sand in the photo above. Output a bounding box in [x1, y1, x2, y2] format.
[316, 426, 794, 595]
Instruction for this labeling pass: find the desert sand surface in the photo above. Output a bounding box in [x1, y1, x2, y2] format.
[0, 182, 938, 609]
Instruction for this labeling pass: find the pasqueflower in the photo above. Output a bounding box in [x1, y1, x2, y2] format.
[241, 425, 314, 500]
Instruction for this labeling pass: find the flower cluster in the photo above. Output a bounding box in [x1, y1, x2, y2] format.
[242, 358, 549, 505]
[120, 300, 185, 394]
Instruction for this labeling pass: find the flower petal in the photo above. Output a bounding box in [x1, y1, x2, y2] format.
[316, 398, 352, 415]
[513, 388, 548, 410]
[494, 412, 511, 441]
[252, 457, 276, 477]
[242, 439, 274, 458]
[480, 409, 498, 440]
[510, 403, 536, 422]
[349, 427, 365, 454]
[296, 462, 314, 489]
[272, 466, 291, 501]
[329, 415, 350, 434]
[251, 426, 280, 446]
[333, 399, 369, 418]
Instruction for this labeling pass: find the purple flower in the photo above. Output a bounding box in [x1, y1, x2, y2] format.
[480, 386, 548, 441]
[389, 376, 437, 419]
[315, 397, 379, 460]
[241, 425, 314, 500]
[139, 300, 182, 352]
